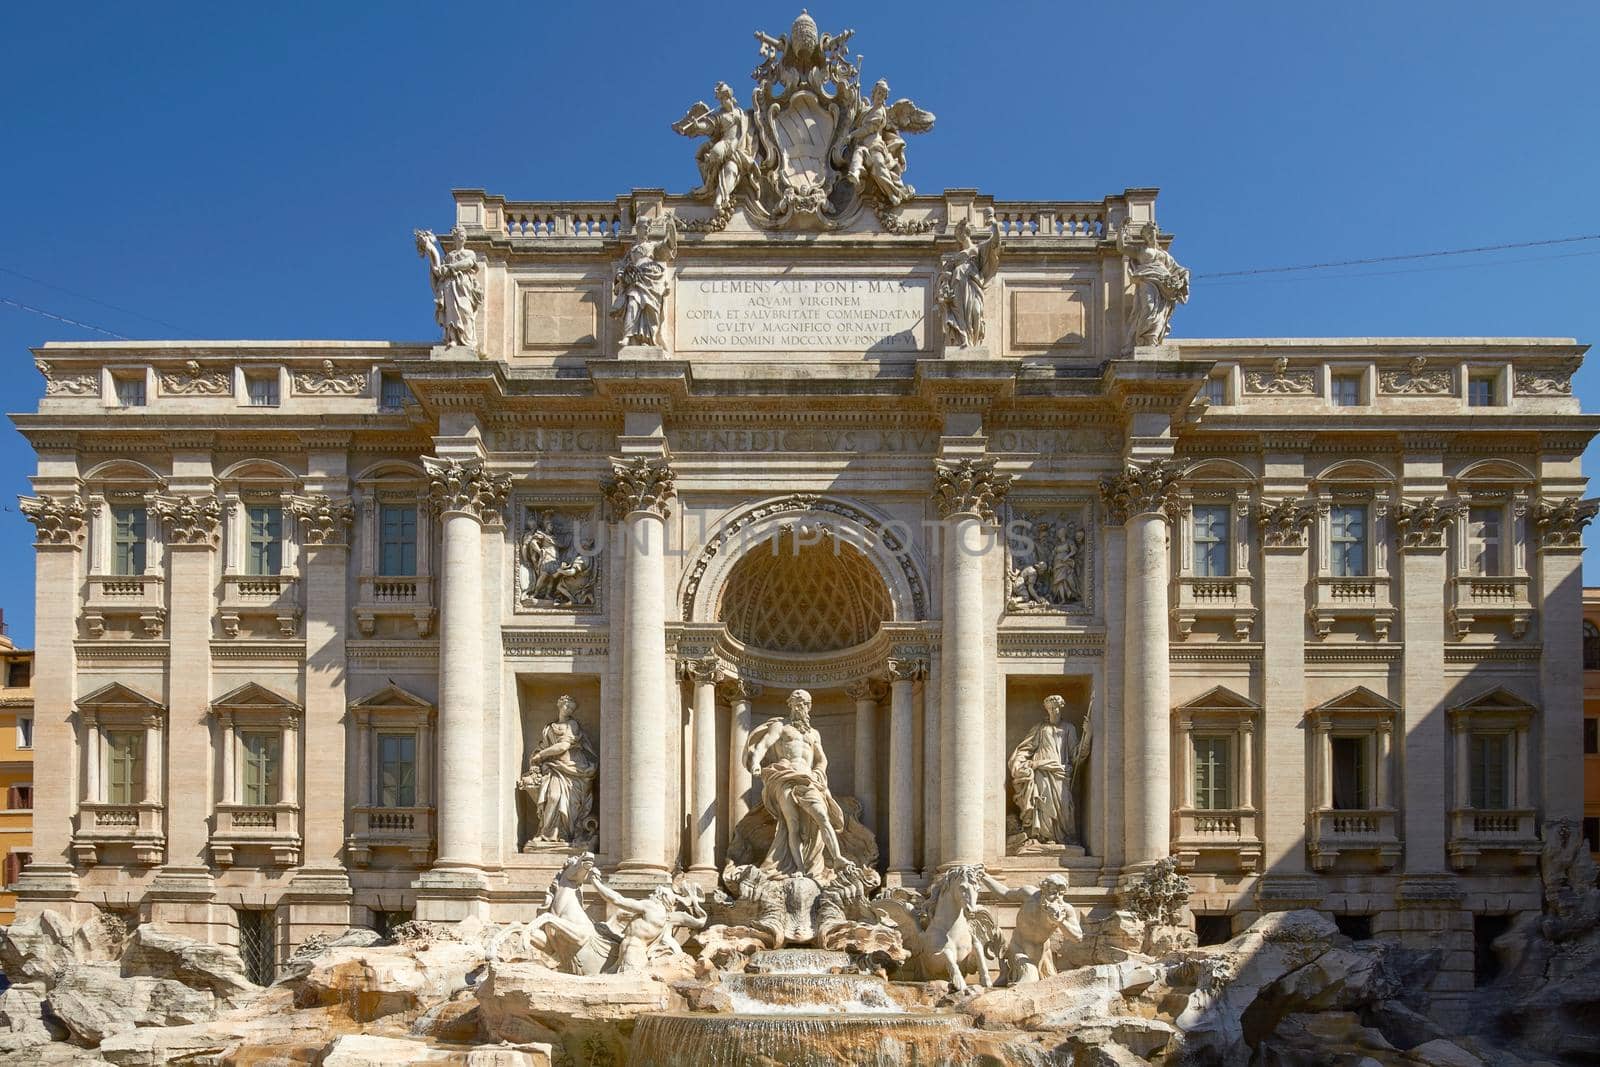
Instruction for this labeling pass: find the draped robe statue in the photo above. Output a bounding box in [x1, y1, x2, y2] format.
[1010, 695, 1091, 847]
[611, 216, 677, 347]
[1119, 222, 1190, 346]
[938, 215, 1001, 348]
[520, 695, 598, 849]
[414, 226, 483, 349]
[743, 689, 857, 880]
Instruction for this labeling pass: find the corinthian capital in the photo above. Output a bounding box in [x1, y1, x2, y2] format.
[19, 493, 87, 545]
[603, 457, 675, 520]
[932, 458, 1010, 522]
[424, 457, 511, 523]
[1393, 497, 1464, 551]
[886, 657, 928, 683]
[1255, 497, 1316, 549]
[289, 494, 355, 546]
[152, 494, 222, 545]
[1099, 460, 1181, 525]
[1531, 496, 1599, 551]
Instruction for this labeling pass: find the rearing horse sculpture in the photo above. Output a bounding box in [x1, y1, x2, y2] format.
[870, 864, 1003, 991]
[488, 852, 614, 975]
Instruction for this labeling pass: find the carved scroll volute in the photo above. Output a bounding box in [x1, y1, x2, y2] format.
[152, 494, 223, 546]
[932, 458, 1010, 522]
[602, 457, 676, 521]
[1393, 497, 1465, 551]
[1098, 460, 1182, 526]
[423, 457, 511, 525]
[1255, 497, 1317, 550]
[1530, 497, 1599, 551]
[886, 657, 928, 684]
[679, 654, 724, 686]
[19, 494, 88, 546]
[289, 494, 355, 547]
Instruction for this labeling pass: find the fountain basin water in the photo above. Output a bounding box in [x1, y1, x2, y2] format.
[629, 1011, 965, 1067]
[718, 973, 903, 1014]
[745, 948, 854, 974]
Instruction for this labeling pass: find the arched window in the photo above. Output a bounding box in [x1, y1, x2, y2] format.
[1584, 621, 1600, 671]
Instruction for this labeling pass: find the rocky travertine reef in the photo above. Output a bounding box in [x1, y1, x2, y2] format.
[0, 889, 1594, 1067]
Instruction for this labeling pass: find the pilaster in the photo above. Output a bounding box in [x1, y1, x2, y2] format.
[1532, 496, 1597, 819]
[1256, 495, 1314, 888]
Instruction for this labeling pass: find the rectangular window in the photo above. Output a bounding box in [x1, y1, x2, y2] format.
[1331, 736, 1367, 810]
[237, 909, 276, 986]
[379, 505, 418, 577]
[1470, 733, 1511, 810]
[246, 374, 279, 407]
[15, 717, 32, 749]
[377, 733, 416, 808]
[1192, 736, 1233, 810]
[1585, 718, 1598, 755]
[6, 661, 28, 688]
[1191, 506, 1230, 578]
[114, 375, 146, 407]
[1201, 374, 1226, 406]
[1332, 373, 1362, 407]
[6, 785, 32, 811]
[1467, 373, 1498, 408]
[106, 730, 144, 805]
[240, 731, 281, 806]
[1467, 506, 1502, 576]
[111, 506, 148, 576]
[245, 506, 284, 576]
[1330, 505, 1368, 577]
[380, 374, 411, 410]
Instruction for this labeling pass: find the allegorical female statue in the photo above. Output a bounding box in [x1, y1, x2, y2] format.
[520, 695, 598, 849]
[671, 81, 757, 218]
[842, 79, 935, 208]
[1118, 221, 1190, 346]
[611, 215, 678, 347]
[1009, 694, 1092, 848]
[938, 215, 1002, 348]
[413, 226, 483, 349]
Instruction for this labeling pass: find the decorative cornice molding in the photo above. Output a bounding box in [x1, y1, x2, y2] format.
[1255, 497, 1316, 549]
[151, 494, 222, 545]
[602, 456, 676, 520]
[932, 458, 1010, 522]
[1393, 497, 1465, 551]
[19, 493, 87, 545]
[423, 457, 511, 524]
[1099, 460, 1181, 525]
[289, 494, 355, 546]
[1530, 496, 1598, 552]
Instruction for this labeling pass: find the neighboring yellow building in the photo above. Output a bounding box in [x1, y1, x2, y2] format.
[0, 616, 34, 924]
[1585, 590, 1600, 859]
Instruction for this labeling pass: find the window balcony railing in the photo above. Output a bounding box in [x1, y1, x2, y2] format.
[1447, 807, 1540, 870]
[72, 802, 164, 866]
[1448, 575, 1533, 639]
[1309, 575, 1396, 640]
[210, 803, 301, 868]
[84, 573, 166, 638]
[354, 574, 435, 638]
[1171, 576, 1257, 640]
[1308, 806, 1401, 870]
[1173, 807, 1263, 872]
[220, 573, 301, 638]
[346, 805, 434, 867]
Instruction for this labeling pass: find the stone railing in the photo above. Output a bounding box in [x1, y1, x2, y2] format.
[1171, 575, 1257, 640]
[211, 803, 301, 868]
[1447, 808, 1539, 870]
[1310, 575, 1396, 640]
[84, 573, 166, 639]
[354, 575, 435, 637]
[1448, 574, 1533, 638]
[1173, 807, 1263, 872]
[73, 802, 165, 866]
[477, 200, 632, 240]
[1309, 807, 1401, 871]
[990, 203, 1106, 239]
[347, 805, 434, 867]
[220, 574, 301, 638]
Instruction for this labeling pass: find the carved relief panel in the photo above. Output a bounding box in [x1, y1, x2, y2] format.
[513, 500, 602, 614]
[1003, 500, 1095, 616]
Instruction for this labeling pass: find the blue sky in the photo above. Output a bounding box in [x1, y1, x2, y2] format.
[2, 1, 1598, 647]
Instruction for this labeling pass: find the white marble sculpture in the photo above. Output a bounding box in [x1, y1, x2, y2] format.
[414, 226, 483, 349]
[978, 871, 1083, 984]
[1009, 695, 1092, 848]
[588, 872, 707, 974]
[611, 215, 677, 347]
[1008, 517, 1086, 610]
[518, 510, 597, 608]
[842, 79, 935, 209]
[744, 689, 858, 881]
[938, 215, 1002, 348]
[671, 81, 757, 224]
[489, 852, 611, 974]
[871, 865, 1004, 991]
[519, 696, 598, 850]
[1119, 221, 1189, 346]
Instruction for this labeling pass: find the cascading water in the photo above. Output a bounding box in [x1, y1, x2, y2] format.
[628, 949, 965, 1067]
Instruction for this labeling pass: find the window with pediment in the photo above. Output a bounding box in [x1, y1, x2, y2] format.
[208, 682, 302, 868]
[1447, 686, 1539, 870]
[72, 683, 166, 867]
[1172, 685, 1261, 872]
[1447, 461, 1534, 639]
[82, 461, 167, 639]
[1170, 461, 1255, 640]
[1307, 686, 1401, 871]
[217, 460, 303, 638]
[1308, 462, 1396, 640]
[347, 684, 435, 867]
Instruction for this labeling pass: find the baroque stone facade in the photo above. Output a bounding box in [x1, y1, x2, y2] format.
[10, 13, 1598, 1025]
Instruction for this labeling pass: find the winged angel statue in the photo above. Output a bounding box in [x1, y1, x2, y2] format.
[671, 12, 935, 231]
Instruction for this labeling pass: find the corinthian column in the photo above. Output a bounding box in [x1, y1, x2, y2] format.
[682, 655, 722, 875]
[934, 458, 1010, 867]
[424, 457, 510, 871]
[723, 679, 761, 830]
[847, 679, 886, 839]
[885, 657, 925, 880]
[1100, 460, 1180, 867]
[604, 457, 676, 875]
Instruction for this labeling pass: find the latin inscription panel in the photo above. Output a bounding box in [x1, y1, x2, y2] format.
[676, 276, 929, 353]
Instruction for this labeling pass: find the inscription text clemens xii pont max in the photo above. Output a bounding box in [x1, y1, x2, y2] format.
[676, 276, 928, 351]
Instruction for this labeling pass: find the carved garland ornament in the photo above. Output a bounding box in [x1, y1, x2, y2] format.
[293, 359, 368, 396]
[1243, 357, 1316, 396]
[289, 494, 355, 546]
[19, 494, 87, 544]
[423, 457, 511, 523]
[1530, 497, 1599, 550]
[1515, 365, 1576, 397]
[1393, 497, 1465, 550]
[152, 494, 222, 544]
[1256, 497, 1317, 549]
[602, 457, 676, 520]
[1378, 357, 1451, 396]
[1098, 461, 1182, 525]
[34, 360, 100, 398]
[159, 360, 231, 397]
[932, 458, 1010, 522]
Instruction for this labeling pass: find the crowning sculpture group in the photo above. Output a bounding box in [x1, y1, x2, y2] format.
[409, 10, 1184, 991]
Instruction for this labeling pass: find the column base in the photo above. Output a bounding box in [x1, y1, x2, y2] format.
[411, 869, 494, 923]
[282, 869, 354, 949]
[884, 868, 926, 891]
[12, 863, 79, 906]
[145, 868, 225, 942]
[605, 865, 672, 895]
